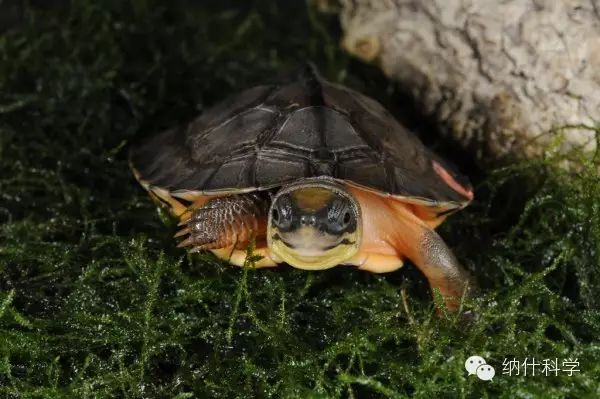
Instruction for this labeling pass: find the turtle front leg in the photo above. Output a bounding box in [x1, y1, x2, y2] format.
[348, 186, 475, 312]
[411, 228, 475, 312]
[176, 193, 277, 267]
[353, 224, 474, 311]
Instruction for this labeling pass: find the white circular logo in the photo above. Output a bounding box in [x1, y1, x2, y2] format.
[476, 364, 495, 381]
[464, 355, 486, 376]
[465, 355, 495, 381]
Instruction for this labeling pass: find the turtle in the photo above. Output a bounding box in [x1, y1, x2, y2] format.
[129, 64, 476, 311]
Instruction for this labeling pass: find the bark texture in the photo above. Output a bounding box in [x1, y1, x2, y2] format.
[322, 0, 600, 162]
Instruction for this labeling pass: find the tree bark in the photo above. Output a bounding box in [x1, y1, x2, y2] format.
[321, 0, 600, 163]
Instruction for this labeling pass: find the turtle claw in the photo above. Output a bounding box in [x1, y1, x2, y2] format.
[176, 236, 195, 248]
[174, 227, 190, 238]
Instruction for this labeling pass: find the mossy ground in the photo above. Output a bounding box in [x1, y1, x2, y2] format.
[0, 1, 599, 398]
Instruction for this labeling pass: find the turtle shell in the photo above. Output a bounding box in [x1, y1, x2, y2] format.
[130, 64, 473, 213]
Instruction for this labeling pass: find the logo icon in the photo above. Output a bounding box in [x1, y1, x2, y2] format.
[465, 355, 495, 381]
[476, 364, 495, 381]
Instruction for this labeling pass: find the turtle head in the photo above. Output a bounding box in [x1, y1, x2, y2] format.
[267, 178, 362, 270]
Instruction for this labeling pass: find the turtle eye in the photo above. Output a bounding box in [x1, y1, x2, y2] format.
[343, 211, 351, 225]
[327, 199, 345, 222]
[326, 199, 355, 233]
[272, 195, 293, 230]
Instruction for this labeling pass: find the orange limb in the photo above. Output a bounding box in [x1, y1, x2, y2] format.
[210, 246, 279, 268]
[347, 185, 474, 311]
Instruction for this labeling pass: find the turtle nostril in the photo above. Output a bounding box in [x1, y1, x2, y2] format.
[300, 215, 317, 226]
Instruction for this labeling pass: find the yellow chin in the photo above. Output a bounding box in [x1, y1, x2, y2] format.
[269, 235, 360, 270]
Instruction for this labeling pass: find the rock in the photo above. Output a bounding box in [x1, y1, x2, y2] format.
[320, 0, 600, 162]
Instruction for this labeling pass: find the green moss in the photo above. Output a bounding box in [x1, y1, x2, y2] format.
[0, 1, 599, 398]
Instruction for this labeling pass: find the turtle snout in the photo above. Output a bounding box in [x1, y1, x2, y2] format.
[300, 215, 317, 226]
